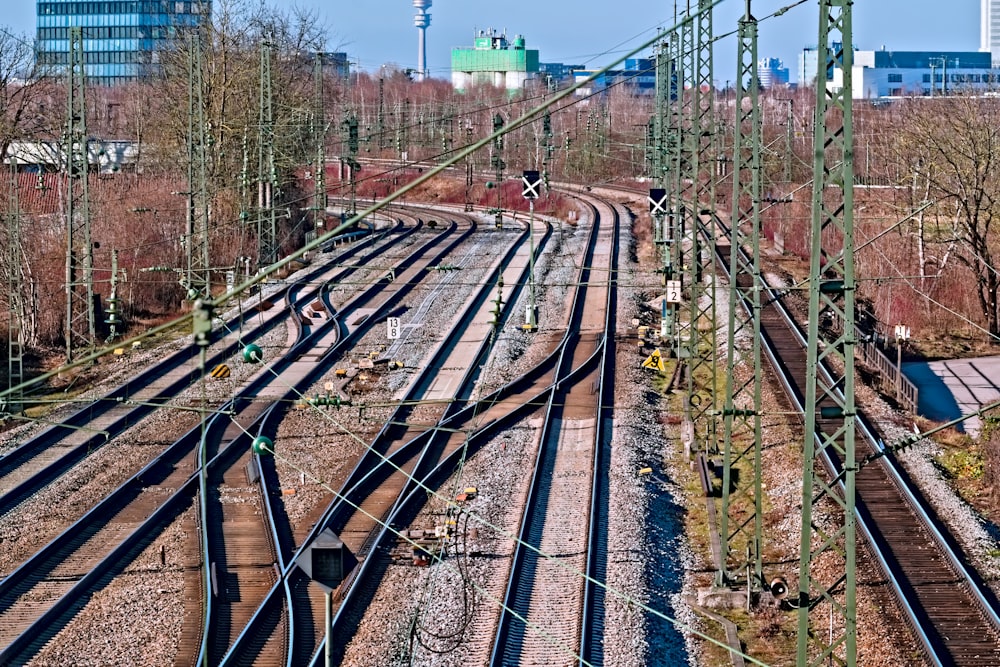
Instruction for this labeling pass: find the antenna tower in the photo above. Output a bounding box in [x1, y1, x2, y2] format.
[413, 0, 432, 80]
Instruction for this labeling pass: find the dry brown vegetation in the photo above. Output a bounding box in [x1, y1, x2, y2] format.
[3, 9, 1000, 372]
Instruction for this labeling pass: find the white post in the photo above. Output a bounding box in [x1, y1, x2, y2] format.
[894, 323, 910, 401]
[526, 198, 537, 330]
[325, 590, 332, 667]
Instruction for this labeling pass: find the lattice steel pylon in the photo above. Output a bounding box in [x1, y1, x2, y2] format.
[464, 123, 474, 212]
[652, 35, 670, 189]
[797, 2, 857, 665]
[344, 113, 360, 215]
[312, 52, 328, 229]
[185, 33, 211, 300]
[64, 26, 95, 361]
[679, 0, 719, 454]
[492, 113, 505, 228]
[541, 109, 553, 187]
[257, 37, 278, 269]
[6, 158, 24, 415]
[666, 29, 686, 364]
[652, 35, 680, 348]
[720, 0, 764, 592]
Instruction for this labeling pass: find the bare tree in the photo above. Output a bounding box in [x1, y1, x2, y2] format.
[0, 28, 57, 160]
[982, 407, 1000, 507]
[894, 95, 1000, 341]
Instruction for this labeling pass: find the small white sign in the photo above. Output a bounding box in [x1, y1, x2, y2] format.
[665, 280, 683, 304]
[387, 317, 401, 340]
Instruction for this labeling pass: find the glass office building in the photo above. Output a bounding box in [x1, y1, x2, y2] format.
[37, 1, 210, 86]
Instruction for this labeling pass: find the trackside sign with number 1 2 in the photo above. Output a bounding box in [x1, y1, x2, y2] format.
[387, 317, 401, 340]
[665, 280, 682, 303]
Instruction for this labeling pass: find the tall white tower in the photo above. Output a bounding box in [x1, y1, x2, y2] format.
[413, 0, 431, 81]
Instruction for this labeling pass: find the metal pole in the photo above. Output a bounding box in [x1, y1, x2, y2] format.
[325, 590, 332, 667]
[526, 198, 537, 330]
[64, 26, 95, 360]
[784, 99, 793, 183]
[106, 249, 120, 342]
[721, 0, 764, 592]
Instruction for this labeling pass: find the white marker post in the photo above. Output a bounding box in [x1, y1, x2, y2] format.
[894, 323, 911, 401]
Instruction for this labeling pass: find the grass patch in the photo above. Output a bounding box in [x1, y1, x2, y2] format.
[937, 446, 983, 481]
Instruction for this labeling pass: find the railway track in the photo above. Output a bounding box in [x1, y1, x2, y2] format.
[312, 190, 617, 664]
[221, 213, 549, 665]
[0, 211, 477, 664]
[715, 217, 1000, 666]
[0, 220, 409, 524]
[183, 211, 489, 665]
[491, 195, 619, 666]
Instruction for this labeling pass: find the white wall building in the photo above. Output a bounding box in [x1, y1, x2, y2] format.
[821, 49, 997, 98]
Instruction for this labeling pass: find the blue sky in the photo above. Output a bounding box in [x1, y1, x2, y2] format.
[2, 1, 981, 83]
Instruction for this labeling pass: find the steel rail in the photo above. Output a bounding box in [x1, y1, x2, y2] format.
[490, 196, 613, 666]
[0, 217, 457, 664]
[713, 214, 1000, 666]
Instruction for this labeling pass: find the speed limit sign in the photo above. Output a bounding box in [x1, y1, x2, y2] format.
[665, 280, 682, 303]
[387, 317, 401, 340]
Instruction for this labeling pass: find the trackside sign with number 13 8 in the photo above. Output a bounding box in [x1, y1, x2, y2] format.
[387, 317, 401, 339]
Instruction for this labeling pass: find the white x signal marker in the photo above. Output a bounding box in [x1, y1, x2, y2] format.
[648, 188, 669, 215]
[522, 171, 541, 199]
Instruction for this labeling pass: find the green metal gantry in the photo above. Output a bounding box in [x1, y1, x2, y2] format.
[186, 33, 211, 300]
[257, 37, 279, 269]
[798, 2, 857, 665]
[720, 0, 764, 592]
[64, 26, 95, 361]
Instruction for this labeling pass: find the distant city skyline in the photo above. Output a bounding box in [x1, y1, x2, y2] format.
[1, 1, 982, 84]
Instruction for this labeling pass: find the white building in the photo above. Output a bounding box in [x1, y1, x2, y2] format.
[4, 140, 140, 173]
[759, 57, 789, 88]
[822, 49, 997, 98]
[983, 0, 1000, 65]
[451, 30, 539, 93]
